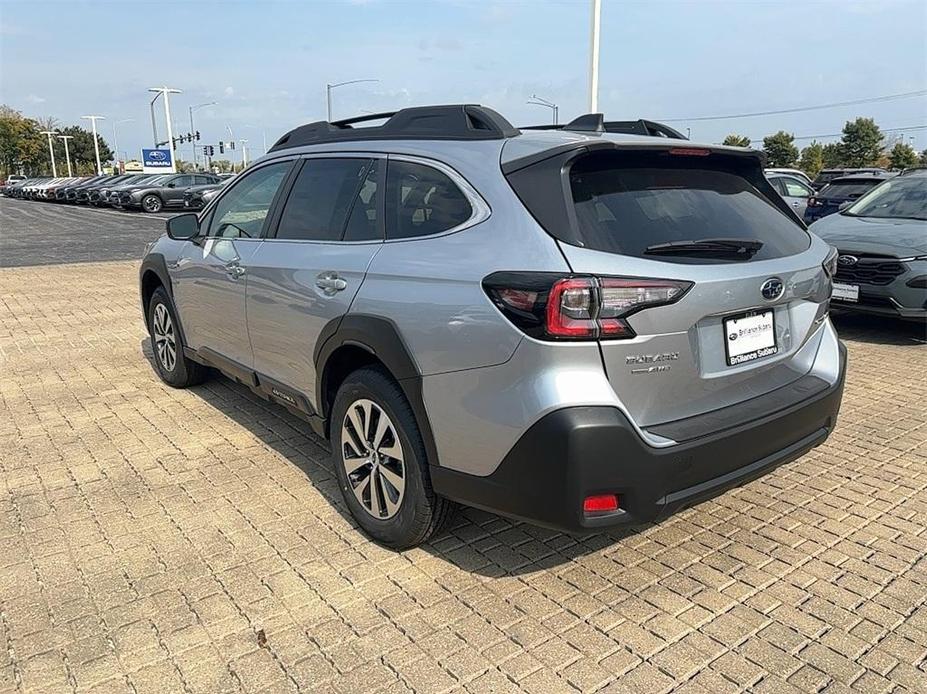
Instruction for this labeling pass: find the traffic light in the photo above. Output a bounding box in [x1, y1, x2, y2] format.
[229, 141, 235, 150]
[195, 131, 200, 141]
[219, 142, 224, 154]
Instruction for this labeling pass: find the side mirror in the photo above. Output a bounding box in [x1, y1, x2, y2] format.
[166, 213, 200, 240]
[167, 182, 176, 188]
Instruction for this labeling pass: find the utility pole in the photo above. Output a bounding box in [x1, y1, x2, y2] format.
[112, 118, 133, 173]
[40, 130, 58, 176]
[148, 86, 182, 173]
[527, 95, 559, 125]
[57, 135, 74, 176]
[588, 0, 602, 113]
[81, 115, 106, 174]
[239, 140, 249, 169]
[189, 101, 216, 170]
[325, 79, 379, 121]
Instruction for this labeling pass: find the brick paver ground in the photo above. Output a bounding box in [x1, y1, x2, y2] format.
[1, 205, 926, 692]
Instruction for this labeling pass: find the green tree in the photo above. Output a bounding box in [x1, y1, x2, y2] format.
[839, 117, 883, 167]
[211, 159, 233, 173]
[888, 142, 918, 170]
[762, 131, 799, 167]
[798, 141, 824, 177]
[920, 149, 927, 166]
[822, 142, 844, 168]
[52, 125, 114, 175]
[0, 105, 45, 175]
[722, 134, 751, 147]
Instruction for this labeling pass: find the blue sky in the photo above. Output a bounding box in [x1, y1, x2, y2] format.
[2, 0, 925, 161]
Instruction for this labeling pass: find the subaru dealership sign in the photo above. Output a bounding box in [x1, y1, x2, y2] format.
[142, 148, 174, 174]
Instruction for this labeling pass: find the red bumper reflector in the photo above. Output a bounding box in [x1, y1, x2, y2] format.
[583, 494, 619, 513]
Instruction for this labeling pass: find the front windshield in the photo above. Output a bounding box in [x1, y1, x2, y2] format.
[845, 176, 927, 221]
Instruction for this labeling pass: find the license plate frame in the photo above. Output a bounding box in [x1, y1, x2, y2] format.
[831, 282, 859, 303]
[723, 310, 778, 367]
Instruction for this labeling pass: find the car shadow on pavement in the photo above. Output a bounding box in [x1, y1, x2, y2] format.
[830, 312, 926, 346]
[140, 339, 643, 577]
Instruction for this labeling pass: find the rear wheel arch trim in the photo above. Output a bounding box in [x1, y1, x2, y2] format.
[315, 315, 441, 467]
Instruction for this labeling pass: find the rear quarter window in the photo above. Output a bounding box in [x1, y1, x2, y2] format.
[567, 152, 810, 262]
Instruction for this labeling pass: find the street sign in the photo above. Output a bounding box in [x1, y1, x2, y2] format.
[142, 148, 175, 174]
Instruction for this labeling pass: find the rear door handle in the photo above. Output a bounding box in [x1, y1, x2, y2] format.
[316, 272, 347, 293]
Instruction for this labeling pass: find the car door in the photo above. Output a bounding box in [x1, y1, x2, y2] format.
[163, 175, 194, 207]
[171, 161, 293, 369]
[245, 155, 384, 408]
[779, 176, 813, 218]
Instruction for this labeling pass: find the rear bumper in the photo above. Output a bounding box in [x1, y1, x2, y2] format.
[432, 342, 847, 532]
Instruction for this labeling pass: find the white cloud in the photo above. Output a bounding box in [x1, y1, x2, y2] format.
[25, 94, 45, 104]
[224, 86, 235, 97]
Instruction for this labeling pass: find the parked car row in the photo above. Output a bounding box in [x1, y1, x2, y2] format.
[765, 170, 897, 224]
[1, 172, 226, 212]
[809, 169, 927, 322]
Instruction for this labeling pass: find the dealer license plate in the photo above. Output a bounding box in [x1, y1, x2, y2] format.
[724, 311, 778, 366]
[832, 282, 859, 303]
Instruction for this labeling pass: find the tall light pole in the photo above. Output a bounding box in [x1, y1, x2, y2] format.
[40, 130, 58, 176]
[189, 101, 216, 169]
[588, 0, 602, 113]
[81, 115, 106, 174]
[57, 135, 74, 176]
[148, 86, 182, 173]
[326, 79, 379, 121]
[112, 118, 133, 172]
[244, 125, 267, 155]
[239, 139, 249, 169]
[527, 95, 559, 125]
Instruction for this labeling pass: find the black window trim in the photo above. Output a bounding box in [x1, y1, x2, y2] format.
[262, 152, 387, 244]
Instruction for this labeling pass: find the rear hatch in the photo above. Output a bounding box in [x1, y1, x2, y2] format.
[505, 143, 831, 429]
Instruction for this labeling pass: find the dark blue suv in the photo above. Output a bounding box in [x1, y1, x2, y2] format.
[804, 173, 893, 224]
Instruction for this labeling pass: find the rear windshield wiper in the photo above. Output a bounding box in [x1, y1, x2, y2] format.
[644, 238, 764, 258]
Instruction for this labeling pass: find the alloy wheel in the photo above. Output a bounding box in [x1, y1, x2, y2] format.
[143, 196, 162, 213]
[341, 399, 406, 520]
[152, 303, 177, 372]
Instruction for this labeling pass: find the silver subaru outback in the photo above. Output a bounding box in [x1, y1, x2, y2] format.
[140, 105, 847, 549]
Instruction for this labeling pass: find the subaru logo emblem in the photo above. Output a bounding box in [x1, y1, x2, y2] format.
[837, 254, 858, 267]
[760, 277, 784, 301]
[728, 333, 738, 341]
[149, 151, 166, 160]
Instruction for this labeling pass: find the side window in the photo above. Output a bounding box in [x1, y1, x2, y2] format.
[783, 178, 811, 198]
[171, 175, 192, 187]
[194, 175, 212, 185]
[768, 177, 786, 195]
[276, 158, 371, 241]
[208, 162, 290, 239]
[386, 160, 473, 239]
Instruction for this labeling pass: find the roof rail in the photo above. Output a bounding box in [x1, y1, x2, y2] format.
[268, 104, 520, 152]
[522, 115, 687, 140]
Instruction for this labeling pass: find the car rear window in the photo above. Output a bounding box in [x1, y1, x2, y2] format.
[567, 152, 809, 262]
[819, 180, 880, 198]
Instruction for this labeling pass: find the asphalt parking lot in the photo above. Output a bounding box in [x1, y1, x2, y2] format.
[0, 199, 177, 268]
[0, 197, 925, 694]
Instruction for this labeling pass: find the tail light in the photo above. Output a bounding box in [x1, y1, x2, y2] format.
[483, 272, 692, 340]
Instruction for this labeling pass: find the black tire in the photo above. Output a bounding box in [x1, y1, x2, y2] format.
[331, 366, 452, 549]
[147, 287, 208, 388]
[141, 194, 163, 213]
